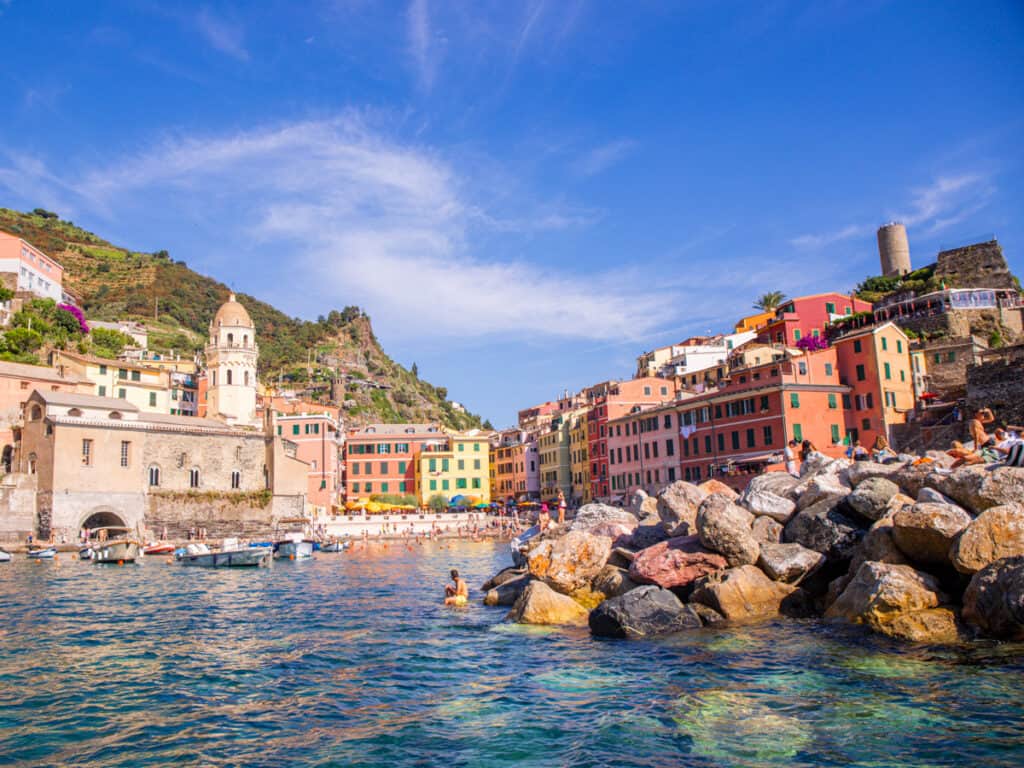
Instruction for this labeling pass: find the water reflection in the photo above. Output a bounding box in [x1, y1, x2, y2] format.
[0, 541, 1022, 767]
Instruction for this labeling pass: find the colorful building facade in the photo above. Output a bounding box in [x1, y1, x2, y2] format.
[759, 293, 873, 348]
[607, 402, 681, 498]
[344, 423, 444, 499]
[272, 411, 342, 512]
[414, 434, 490, 505]
[0, 232, 65, 302]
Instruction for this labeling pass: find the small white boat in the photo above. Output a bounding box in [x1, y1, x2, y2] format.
[320, 539, 351, 553]
[143, 542, 176, 556]
[176, 539, 272, 568]
[274, 532, 314, 560]
[88, 528, 141, 564]
[79, 548, 94, 560]
[0, 548, 11, 563]
[27, 547, 57, 559]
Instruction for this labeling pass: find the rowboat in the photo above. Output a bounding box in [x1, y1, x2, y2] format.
[320, 539, 351, 553]
[143, 542, 176, 556]
[176, 539, 272, 568]
[89, 528, 141, 564]
[79, 548, 94, 560]
[0, 549, 11, 563]
[27, 547, 57, 559]
[274, 532, 314, 560]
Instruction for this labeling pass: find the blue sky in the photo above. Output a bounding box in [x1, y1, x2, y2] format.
[1, 1, 1022, 426]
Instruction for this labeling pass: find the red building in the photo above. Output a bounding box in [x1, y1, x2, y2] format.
[585, 377, 678, 501]
[759, 293, 873, 348]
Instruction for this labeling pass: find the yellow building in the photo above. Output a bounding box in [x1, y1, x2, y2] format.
[414, 434, 491, 506]
[569, 411, 591, 504]
[51, 350, 172, 415]
[734, 310, 776, 334]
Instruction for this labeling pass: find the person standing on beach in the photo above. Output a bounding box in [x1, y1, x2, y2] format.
[556, 490, 567, 525]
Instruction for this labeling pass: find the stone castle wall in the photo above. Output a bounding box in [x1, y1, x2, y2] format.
[966, 345, 1024, 429]
[0, 474, 39, 543]
[144, 492, 304, 540]
[935, 241, 1018, 290]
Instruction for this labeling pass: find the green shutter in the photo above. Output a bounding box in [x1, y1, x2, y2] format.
[790, 393, 800, 408]
[828, 394, 837, 409]
[831, 424, 840, 443]
[793, 424, 803, 442]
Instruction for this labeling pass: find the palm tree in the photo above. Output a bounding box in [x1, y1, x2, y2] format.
[753, 291, 786, 312]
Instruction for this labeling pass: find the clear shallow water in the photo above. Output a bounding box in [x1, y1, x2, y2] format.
[1, 541, 1022, 768]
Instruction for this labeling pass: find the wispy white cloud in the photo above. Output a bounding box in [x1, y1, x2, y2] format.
[0, 115, 671, 343]
[195, 7, 249, 61]
[407, 0, 441, 92]
[573, 139, 636, 177]
[789, 224, 868, 249]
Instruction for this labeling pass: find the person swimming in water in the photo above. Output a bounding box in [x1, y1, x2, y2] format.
[444, 569, 468, 606]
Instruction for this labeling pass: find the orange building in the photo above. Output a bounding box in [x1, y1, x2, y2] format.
[734, 310, 776, 333]
[343, 423, 445, 499]
[674, 348, 849, 491]
[490, 429, 539, 502]
[832, 321, 915, 447]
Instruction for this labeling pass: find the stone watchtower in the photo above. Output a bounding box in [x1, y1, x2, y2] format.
[877, 222, 911, 277]
[205, 294, 259, 427]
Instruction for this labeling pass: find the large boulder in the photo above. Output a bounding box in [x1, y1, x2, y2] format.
[588, 585, 702, 639]
[506, 581, 588, 626]
[796, 475, 850, 511]
[924, 466, 1024, 515]
[696, 496, 759, 567]
[697, 479, 739, 500]
[527, 529, 613, 595]
[950, 504, 1024, 574]
[569, 504, 639, 540]
[757, 542, 825, 584]
[849, 516, 910, 571]
[917, 487, 960, 506]
[481, 566, 526, 591]
[627, 489, 660, 518]
[628, 535, 728, 589]
[783, 497, 863, 562]
[962, 556, 1024, 639]
[891, 463, 935, 499]
[885, 607, 966, 644]
[483, 573, 534, 606]
[591, 564, 638, 598]
[841, 460, 904, 488]
[846, 477, 900, 522]
[741, 471, 800, 501]
[751, 516, 784, 544]
[825, 561, 948, 638]
[798, 451, 835, 478]
[739, 488, 796, 523]
[891, 502, 972, 566]
[627, 524, 670, 550]
[656, 481, 706, 534]
[690, 565, 797, 621]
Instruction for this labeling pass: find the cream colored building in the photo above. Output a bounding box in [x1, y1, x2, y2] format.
[205, 294, 259, 427]
[14, 390, 308, 541]
[51, 350, 172, 414]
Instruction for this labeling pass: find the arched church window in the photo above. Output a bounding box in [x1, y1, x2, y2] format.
[244, 371, 250, 386]
[227, 370, 233, 385]
[148, 465, 161, 487]
[227, 333, 234, 347]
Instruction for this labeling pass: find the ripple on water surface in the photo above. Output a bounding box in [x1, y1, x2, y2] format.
[1, 540, 1022, 767]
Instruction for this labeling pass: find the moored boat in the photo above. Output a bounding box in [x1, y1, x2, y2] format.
[320, 539, 351, 552]
[27, 547, 57, 559]
[89, 528, 142, 564]
[176, 539, 272, 568]
[79, 547, 93, 560]
[274, 532, 314, 560]
[0, 548, 11, 562]
[143, 542, 176, 556]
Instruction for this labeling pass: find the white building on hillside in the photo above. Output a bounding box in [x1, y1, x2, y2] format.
[205, 294, 259, 428]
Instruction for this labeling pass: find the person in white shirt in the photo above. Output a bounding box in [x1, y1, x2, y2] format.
[784, 440, 799, 477]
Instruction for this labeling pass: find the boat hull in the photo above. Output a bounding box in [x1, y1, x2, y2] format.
[92, 540, 141, 564]
[143, 544, 176, 555]
[320, 541, 351, 552]
[274, 540, 314, 560]
[27, 548, 57, 559]
[0, 550, 11, 563]
[178, 548, 272, 568]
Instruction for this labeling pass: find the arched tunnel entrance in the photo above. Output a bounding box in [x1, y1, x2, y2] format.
[82, 510, 128, 532]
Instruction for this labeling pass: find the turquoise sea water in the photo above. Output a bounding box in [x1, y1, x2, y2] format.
[1, 540, 1022, 767]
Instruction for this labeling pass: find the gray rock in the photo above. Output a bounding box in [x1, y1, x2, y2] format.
[783, 497, 863, 562]
[841, 460, 904, 488]
[751, 515, 784, 544]
[483, 573, 534, 606]
[962, 555, 1024, 639]
[627, 489, 660, 518]
[757, 542, 825, 584]
[591, 565, 639, 598]
[689, 602, 726, 625]
[589, 585, 702, 639]
[481, 566, 526, 591]
[628, 524, 671, 550]
[924, 466, 1024, 516]
[891, 502, 972, 566]
[656, 481, 706, 534]
[742, 471, 801, 500]
[740, 488, 796, 523]
[796, 475, 850, 511]
[696, 495, 759, 567]
[916, 487, 959, 506]
[569, 504, 639, 539]
[847, 477, 901, 521]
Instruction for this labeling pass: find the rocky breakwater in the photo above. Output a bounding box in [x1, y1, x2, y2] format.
[488, 459, 1024, 644]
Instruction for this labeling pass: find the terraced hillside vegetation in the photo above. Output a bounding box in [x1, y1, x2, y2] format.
[0, 208, 487, 430]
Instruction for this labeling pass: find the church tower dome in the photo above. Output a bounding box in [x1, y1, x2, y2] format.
[205, 293, 259, 427]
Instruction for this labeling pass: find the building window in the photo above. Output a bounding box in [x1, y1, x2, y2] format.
[149, 392, 157, 407]
[793, 329, 801, 342]
[666, 439, 675, 457]
[381, 482, 389, 493]
[148, 465, 160, 486]
[457, 459, 465, 470]
[456, 478, 468, 489]
[856, 364, 866, 381]
[746, 429, 755, 448]
[763, 425, 773, 445]
[364, 462, 371, 474]
[131, 370, 141, 382]
[244, 371, 250, 386]
[881, 337, 888, 351]
[717, 433, 725, 452]
[293, 424, 300, 435]
[884, 362, 893, 380]
[458, 443, 465, 452]
[428, 458, 437, 472]
[900, 370, 906, 382]
[853, 340, 862, 354]
[704, 436, 712, 453]
[731, 431, 740, 450]
[118, 388, 127, 399]
[831, 424, 841, 443]
[231, 470, 241, 489]
[227, 370, 233, 385]
[798, 362, 807, 375]
[790, 393, 800, 408]
[442, 458, 450, 472]
[861, 418, 871, 431]
[430, 479, 437, 491]
[120, 440, 130, 468]
[442, 479, 449, 491]
[398, 461, 406, 474]
[897, 340, 903, 354]
[828, 394, 837, 409]
[82, 439, 92, 466]
[98, 385, 106, 397]
[189, 468, 201, 488]
[380, 461, 389, 474]
[118, 369, 127, 380]
[352, 463, 360, 475]
[474, 443, 481, 452]
[825, 302, 836, 314]
[792, 424, 803, 442]
[399, 481, 406, 492]
[947, 351, 956, 362]
[643, 386, 651, 396]
[824, 363, 833, 376]
[473, 459, 481, 469]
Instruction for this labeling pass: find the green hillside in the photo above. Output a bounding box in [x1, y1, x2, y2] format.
[0, 207, 487, 430]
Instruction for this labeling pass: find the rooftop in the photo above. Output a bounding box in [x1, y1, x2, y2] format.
[0, 360, 87, 384]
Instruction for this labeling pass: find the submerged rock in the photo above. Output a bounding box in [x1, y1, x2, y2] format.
[891, 502, 971, 566]
[757, 542, 825, 584]
[528, 529, 613, 595]
[628, 535, 728, 589]
[690, 565, 797, 621]
[483, 573, 534, 606]
[886, 607, 966, 644]
[696, 496, 759, 567]
[507, 581, 588, 626]
[962, 556, 1024, 639]
[950, 504, 1024, 574]
[589, 585, 702, 639]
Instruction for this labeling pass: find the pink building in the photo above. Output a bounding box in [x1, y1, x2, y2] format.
[272, 411, 342, 512]
[759, 292, 872, 347]
[0, 361, 88, 470]
[606, 402, 682, 499]
[0, 232, 66, 302]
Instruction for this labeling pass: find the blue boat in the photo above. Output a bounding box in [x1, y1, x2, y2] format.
[27, 547, 57, 559]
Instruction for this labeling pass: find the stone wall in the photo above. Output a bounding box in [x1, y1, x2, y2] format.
[0, 473, 39, 543]
[144, 491, 302, 540]
[46, 490, 147, 542]
[916, 337, 983, 400]
[966, 345, 1024, 429]
[935, 240, 1018, 290]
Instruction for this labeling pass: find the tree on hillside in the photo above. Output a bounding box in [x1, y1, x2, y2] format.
[753, 291, 786, 311]
[411, 362, 418, 378]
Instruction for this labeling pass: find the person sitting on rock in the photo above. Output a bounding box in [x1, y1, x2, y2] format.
[444, 569, 468, 606]
[871, 435, 895, 463]
[537, 504, 552, 533]
[969, 407, 996, 449]
[947, 441, 985, 468]
[992, 428, 1024, 468]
